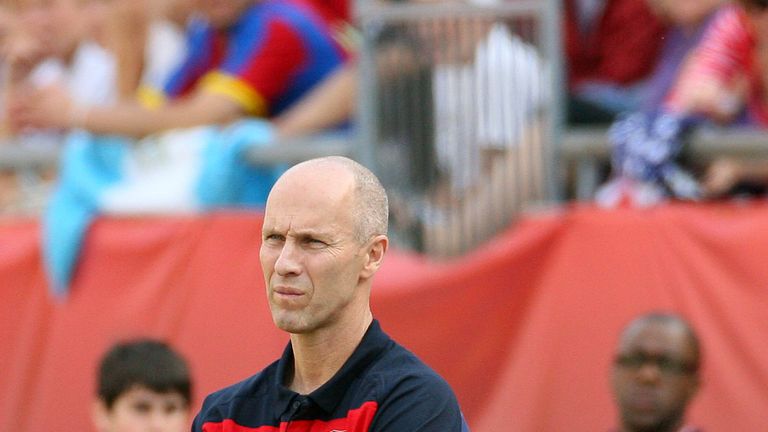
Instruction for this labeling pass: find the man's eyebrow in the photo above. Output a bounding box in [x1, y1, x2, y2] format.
[292, 229, 333, 239]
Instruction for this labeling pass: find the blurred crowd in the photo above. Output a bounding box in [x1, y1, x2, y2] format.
[569, 0, 768, 204]
[0, 0, 353, 215]
[2, 0, 768, 231]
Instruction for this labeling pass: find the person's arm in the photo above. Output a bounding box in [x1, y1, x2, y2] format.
[273, 62, 357, 139]
[1, 15, 48, 86]
[102, 0, 150, 99]
[8, 84, 245, 137]
[665, 6, 752, 120]
[702, 157, 768, 196]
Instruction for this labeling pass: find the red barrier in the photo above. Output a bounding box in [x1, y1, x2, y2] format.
[1, 203, 767, 431]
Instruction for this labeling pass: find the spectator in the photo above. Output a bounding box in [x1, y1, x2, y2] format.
[0, 0, 120, 216]
[92, 339, 192, 432]
[273, 60, 357, 139]
[611, 312, 702, 432]
[425, 16, 546, 255]
[665, 0, 768, 125]
[642, 0, 726, 111]
[97, 0, 194, 101]
[271, 0, 356, 138]
[594, 0, 726, 206]
[192, 156, 469, 431]
[3, 0, 117, 109]
[8, 0, 347, 137]
[663, 0, 768, 196]
[565, 0, 665, 124]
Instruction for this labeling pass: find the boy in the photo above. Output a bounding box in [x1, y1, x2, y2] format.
[92, 339, 192, 432]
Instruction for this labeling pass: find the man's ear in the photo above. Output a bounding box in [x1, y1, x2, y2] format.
[91, 399, 111, 432]
[360, 234, 388, 280]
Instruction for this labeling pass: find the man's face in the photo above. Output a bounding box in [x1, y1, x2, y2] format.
[195, 0, 252, 29]
[260, 165, 369, 334]
[611, 322, 699, 432]
[93, 386, 190, 432]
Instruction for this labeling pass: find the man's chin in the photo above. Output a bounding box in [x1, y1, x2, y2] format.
[623, 413, 665, 432]
[273, 315, 312, 334]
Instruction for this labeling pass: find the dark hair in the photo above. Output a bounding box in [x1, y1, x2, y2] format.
[97, 339, 192, 409]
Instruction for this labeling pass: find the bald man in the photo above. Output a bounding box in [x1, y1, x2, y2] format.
[192, 157, 469, 431]
[611, 312, 702, 432]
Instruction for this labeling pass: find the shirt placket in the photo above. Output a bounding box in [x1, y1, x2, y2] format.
[280, 395, 311, 431]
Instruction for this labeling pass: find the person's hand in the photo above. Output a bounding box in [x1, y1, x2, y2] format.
[1, 29, 47, 78]
[672, 75, 745, 124]
[6, 84, 77, 132]
[702, 157, 743, 197]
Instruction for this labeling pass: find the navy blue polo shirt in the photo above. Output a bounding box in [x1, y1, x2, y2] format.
[192, 319, 469, 431]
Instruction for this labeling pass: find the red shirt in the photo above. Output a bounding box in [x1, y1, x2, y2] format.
[666, 6, 768, 126]
[565, 0, 666, 87]
[302, 0, 350, 25]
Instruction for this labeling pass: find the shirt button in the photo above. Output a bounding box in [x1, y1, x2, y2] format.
[293, 401, 301, 409]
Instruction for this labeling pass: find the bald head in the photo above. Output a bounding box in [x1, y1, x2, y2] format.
[271, 156, 389, 243]
[612, 312, 701, 432]
[618, 312, 701, 371]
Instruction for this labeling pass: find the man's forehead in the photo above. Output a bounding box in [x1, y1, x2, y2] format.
[269, 164, 355, 204]
[619, 322, 691, 355]
[261, 212, 348, 240]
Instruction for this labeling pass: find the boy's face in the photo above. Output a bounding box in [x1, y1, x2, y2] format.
[93, 385, 190, 432]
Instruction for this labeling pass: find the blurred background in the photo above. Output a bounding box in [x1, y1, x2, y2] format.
[1, 0, 768, 430]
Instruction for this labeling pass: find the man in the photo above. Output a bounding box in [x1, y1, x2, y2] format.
[192, 156, 469, 431]
[611, 312, 702, 432]
[92, 339, 192, 432]
[9, 0, 347, 137]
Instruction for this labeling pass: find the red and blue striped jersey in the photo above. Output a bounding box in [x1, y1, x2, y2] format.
[192, 320, 469, 431]
[161, 0, 347, 117]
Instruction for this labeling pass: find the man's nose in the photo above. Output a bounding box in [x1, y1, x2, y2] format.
[274, 240, 302, 276]
[636, 362, 663, 383]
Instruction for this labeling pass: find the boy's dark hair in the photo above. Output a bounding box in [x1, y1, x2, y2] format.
[97, 339, 192, 409]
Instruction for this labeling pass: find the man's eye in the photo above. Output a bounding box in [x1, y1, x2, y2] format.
[306, 238, 327, 247]
[264, 234, 284, 242]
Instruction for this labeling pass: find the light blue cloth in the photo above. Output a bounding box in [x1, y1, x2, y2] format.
[44, 120, 281, 297]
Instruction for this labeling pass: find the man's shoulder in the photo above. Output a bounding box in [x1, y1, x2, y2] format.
[201, 371, 267, 407]
[361, 337, 466, 430]
[368, 338, 456, 399]
[197, 361, 278, 418]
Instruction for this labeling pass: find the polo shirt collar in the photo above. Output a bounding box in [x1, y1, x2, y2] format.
[273, 319, 390, 417]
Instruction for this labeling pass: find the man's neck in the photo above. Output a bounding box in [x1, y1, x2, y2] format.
[288, 309, 373, 395]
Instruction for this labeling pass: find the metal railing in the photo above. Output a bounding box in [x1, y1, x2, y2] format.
[0, 133, 353, 217]
[562, 127, 768, 199]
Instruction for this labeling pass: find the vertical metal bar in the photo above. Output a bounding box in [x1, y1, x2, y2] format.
[355, 12, 380, 174]
[541, 0, 565, 202]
